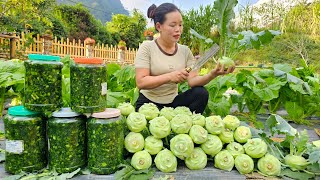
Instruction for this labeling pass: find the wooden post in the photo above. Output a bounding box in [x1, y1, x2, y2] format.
[118, 49, 125, 65]
[9, 36, 16, 59]
[84, 38, 95, 58]
[42, 34, 53, 54]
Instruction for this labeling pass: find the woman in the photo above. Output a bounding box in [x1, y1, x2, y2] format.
[135, 3, 234, 114]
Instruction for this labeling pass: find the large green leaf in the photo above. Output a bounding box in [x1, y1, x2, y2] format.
[266, 114, 297, 136]
[284, 101, 304, 121]
[274, 68, 312, 95]
[107, 63, 121, 78]
[237, 30, 281, 50]
[207, 97, 231, 116]
[281, 168, 315, 180]
[252, 78, 286, 101]
[107, 90, 128, 108]
[214, 0, 238, 37]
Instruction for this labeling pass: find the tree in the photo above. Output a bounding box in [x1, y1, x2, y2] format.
[106, 9, 147, 48]
[0, 0, 56, 33]
[54, 3, 113, 44]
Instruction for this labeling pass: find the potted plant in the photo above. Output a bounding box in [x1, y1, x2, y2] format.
[84, 37, 96, 45]
[118, 40, 126, 50]
[144, 29, 154, 40]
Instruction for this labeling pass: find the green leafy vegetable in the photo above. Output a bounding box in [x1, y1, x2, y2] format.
[131, 150, 152, 170]
[4, 115, 47, 174]
[154, 149, 177, 173]
[138, 103, 159, 120]
[159, 107, 175, 121]
[149, 116, 171, 139]
[126, 112, 147, 133]
[48, 117, 86, 173]
[170, 134, 194, 160]
[170, 114, 193, 134]
[70, 63, 107, 113]
[185, 147, 207, 170]
[144, 136, 163, 155]
[214, 150, 234, 171]
[205, 115, 224, 135]
[257, 154, 281, 176]
[124, 132, 144, 153]
[200, 134, 223, 156]
[87, 117, 124, 174]
[234, 154, 254, 174]
[24, 60, 63, 112]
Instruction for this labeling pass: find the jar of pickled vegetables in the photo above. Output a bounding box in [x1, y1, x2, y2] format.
[70, 58, 107, 113]
[48, 108, 86, 173]
[4, 106, 46, 174]
[24, 54, 63, 112]
[87, 108, 124, 174]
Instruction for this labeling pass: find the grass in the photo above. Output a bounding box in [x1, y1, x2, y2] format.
[235, 33, 320, 72]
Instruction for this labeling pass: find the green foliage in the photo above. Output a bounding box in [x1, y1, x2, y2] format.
[180, 5, 217, 54]
[107, 64, 138, 107]
[115, 163, 155, 180]
[0, 0, 56, 33]
[4, 168, 81, 180]
[106, 10, 147, 48]
[213, 0, 238, 56]
[56, 0, 129, 23]
[236, 33, 320, 70]
[0, 60, 25, 117]
[282, 2, 320, 35]
[54, 3, 114, 44]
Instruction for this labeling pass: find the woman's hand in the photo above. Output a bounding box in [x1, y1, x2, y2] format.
[168, 69, 189, 83]
[209, 63, 235, 78]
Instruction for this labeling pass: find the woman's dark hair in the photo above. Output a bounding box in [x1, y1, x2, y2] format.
[147, 3, 181, 29]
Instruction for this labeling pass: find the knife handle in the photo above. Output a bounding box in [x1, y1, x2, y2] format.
[185, 67, 192, 73]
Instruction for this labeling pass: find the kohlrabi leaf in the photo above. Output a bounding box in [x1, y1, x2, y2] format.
[266, 114, 297, 136]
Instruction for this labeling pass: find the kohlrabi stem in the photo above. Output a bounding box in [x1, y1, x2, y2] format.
[290, 143, 294, 156]
[144, 127, 151, 136]
[303, 169, 320, 175]
[212, 56, 217, 63]
[235, 66, 270, 69]
[276, 146, 285, 159]
[165, 136, 169, 146]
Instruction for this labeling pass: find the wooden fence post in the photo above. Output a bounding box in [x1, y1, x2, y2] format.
[118, 49, 125, 65]
[84, 38, 95, 58]
[42, 34, 53, 54]
[9, 36, 16, 59]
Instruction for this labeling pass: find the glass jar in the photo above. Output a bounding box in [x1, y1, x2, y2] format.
[24, 54, 63, 112]
[4, 106, 46, 174]
[48, 108, 86, 173]
[70, 58, 107, 113]
[88, 108, 124, 174]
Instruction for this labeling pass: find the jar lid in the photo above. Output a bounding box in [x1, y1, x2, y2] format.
[92, 108, 121, 119]
[8, 106, 39, 116]
[73, 58, 103, 64]
[28, 54, 60, 61]
[52, 107, 80, 118]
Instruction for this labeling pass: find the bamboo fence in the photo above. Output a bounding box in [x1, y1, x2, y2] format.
[0, 32, 137, 64]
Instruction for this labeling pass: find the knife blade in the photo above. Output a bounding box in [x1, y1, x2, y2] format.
[186, 44, 220, 73]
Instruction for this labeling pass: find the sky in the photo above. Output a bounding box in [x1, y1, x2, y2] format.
[120, 0, 259, 17]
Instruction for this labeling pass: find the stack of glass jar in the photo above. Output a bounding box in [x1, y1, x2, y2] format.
[4, 54, 124, 175]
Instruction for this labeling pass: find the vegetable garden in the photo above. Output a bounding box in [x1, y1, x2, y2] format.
[0, 0, 320, 180]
